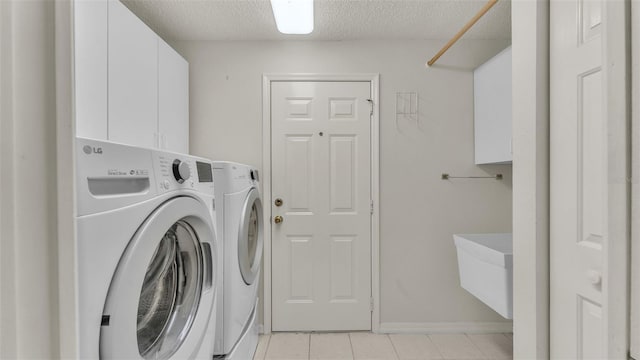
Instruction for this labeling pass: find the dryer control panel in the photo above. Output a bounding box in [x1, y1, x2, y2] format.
[229, 165, 259, 185]
[211, 161, 260, 195]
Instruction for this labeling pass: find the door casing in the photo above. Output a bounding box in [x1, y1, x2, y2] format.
[262, 73, 380, 333]
[600, 1, 631, 357]
[631, 1, 640, 357]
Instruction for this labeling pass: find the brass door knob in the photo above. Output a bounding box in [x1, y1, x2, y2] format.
[274, 215, 283, 224]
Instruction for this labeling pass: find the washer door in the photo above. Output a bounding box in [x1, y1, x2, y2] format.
[100, 196, 215, 360]
[238, 188, 264, 285]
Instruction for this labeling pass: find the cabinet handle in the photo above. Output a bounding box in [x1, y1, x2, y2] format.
[162, 134, 168, 149]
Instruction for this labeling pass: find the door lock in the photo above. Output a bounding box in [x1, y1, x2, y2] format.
[274, 198, 283, 207]
[274, 215, 283, 224]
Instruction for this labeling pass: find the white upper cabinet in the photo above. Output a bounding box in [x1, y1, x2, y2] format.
[74, 0, 108, 140]
[158, 39, 189, 154]
[74, 0, 189, 152]
[107, 0, 158, 149]
[473, 46, 512, 165]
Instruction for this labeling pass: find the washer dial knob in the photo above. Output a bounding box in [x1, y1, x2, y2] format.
[172, 159, 191, 183]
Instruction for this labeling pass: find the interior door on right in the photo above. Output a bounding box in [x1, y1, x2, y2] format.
[550, 0, 605, 357]
[550, 0, 629, 358]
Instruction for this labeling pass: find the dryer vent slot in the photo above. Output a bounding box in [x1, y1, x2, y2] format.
[87, 177, 150, 196]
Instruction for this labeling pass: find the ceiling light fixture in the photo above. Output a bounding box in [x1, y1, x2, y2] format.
[270, 0, 314, 35]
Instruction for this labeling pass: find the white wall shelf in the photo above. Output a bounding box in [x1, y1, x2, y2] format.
[473, 46, 512, 165]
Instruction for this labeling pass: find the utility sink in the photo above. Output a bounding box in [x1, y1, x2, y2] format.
[453, 233, 513, 319]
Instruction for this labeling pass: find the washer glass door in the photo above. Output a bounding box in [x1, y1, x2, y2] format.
[137, 220, 202, 359]
[100, 196, 215, 360]
[238, 188, 263, 285]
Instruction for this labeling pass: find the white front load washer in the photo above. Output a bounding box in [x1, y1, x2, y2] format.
[211, 161, 263, 359]
[75, 138, 218, 360]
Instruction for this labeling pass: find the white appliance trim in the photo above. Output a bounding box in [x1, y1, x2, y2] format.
[261, 73, 380, 333]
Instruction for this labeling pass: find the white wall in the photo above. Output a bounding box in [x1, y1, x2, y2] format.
[176, 39, 514, 328]
[0, 1, 60, 357]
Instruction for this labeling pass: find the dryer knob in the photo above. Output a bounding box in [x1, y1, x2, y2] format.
[172, 159, 191, 183]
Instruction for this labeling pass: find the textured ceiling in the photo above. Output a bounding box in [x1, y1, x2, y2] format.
[121, 0, 511, 42]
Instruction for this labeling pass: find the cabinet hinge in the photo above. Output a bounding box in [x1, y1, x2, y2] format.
[369, 297, 374, 312]
[370, 200, 374, 214]
[367, 99, 374, 116]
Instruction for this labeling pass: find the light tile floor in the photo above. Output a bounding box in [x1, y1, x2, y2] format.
[254, 332, 513, 360]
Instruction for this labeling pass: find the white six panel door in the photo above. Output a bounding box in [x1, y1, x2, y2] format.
[550, 0, 605, 357]
[271, 81, 372, 331]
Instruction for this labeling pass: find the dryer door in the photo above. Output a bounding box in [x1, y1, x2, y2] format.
[100, 196, 216, 360]
[238, 187, 264, 285]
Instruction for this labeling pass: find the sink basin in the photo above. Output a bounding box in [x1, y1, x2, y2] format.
[453, 233, 513, 319]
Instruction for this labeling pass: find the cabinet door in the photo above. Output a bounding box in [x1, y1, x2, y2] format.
[158, 39, 189, 154]
[474, 46, 512, 164]
[108, 0, 158, 149]
[74, 0, 108, 140]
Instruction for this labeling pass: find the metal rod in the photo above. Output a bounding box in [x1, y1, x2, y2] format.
[426, 0, 499, 67]
[441, 173, 503, 180]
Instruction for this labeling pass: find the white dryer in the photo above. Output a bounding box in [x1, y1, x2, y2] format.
[75, 138, 218, 360]
[212, 162, 263, 360]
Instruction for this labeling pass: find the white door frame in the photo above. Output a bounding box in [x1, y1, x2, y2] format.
[55, 0, 78, 357]
[631, 1, 640, 356]
[511, 1, 550, 357]
[601, 1, 631, 357]
[262, 73, 380, 334]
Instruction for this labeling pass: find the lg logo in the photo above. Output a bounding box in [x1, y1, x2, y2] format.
[83, 145, 103, 155]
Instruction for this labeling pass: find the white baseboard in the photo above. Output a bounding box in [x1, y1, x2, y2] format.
[378, 322, 513, 334]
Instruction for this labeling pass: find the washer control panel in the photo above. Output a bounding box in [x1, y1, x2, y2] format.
[172, 159, 191, 183]
[153, 152, 214, 195]
[76, 137, 215, 216]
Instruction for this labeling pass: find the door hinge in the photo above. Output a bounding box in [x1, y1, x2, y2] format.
[369, 297, 374, 312]
[370, 200, 374, 214]
[367, 99, 373, 116]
